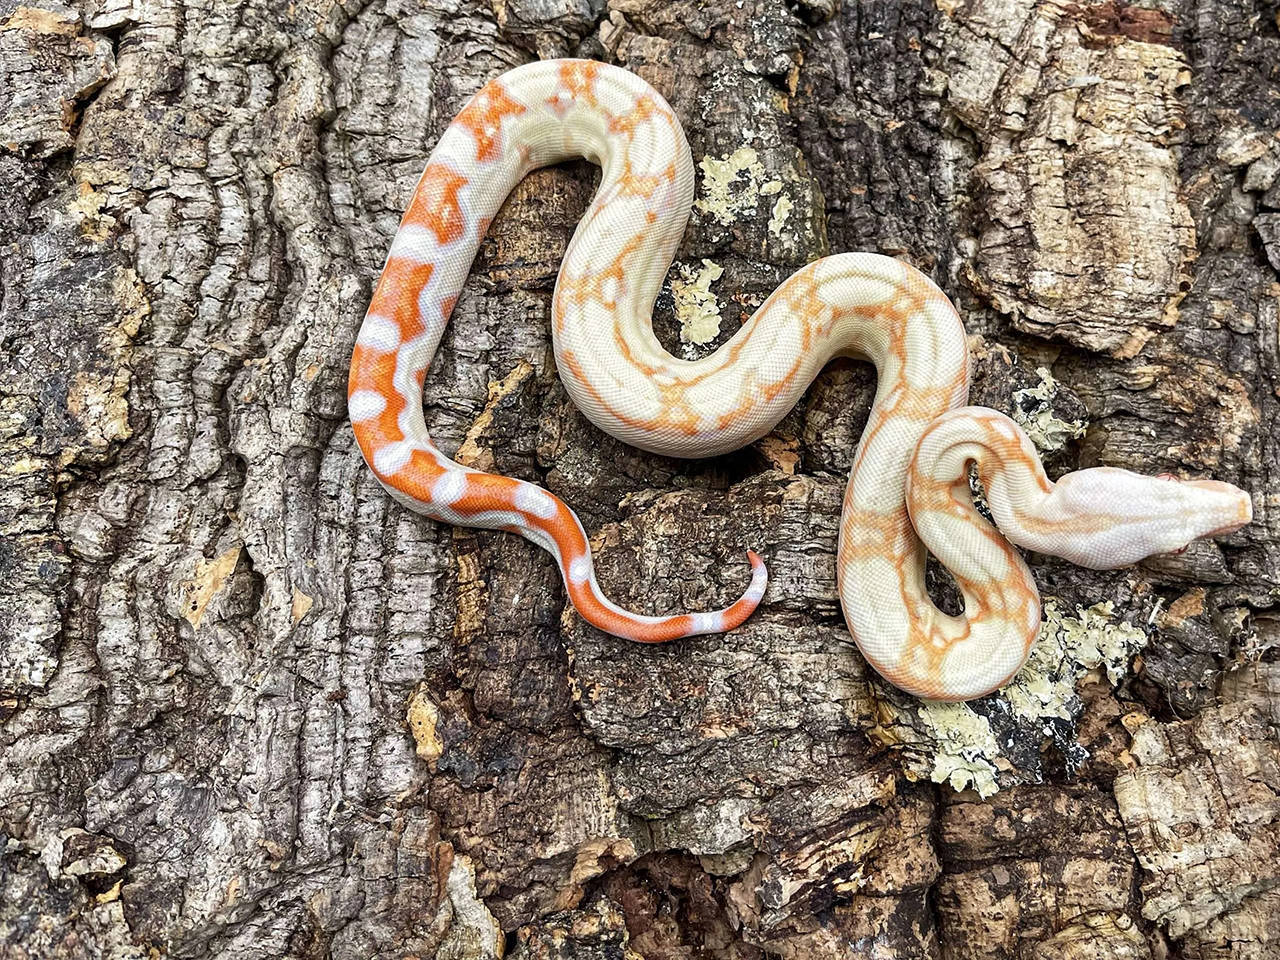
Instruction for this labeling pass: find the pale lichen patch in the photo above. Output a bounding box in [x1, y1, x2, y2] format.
[768, 193, 794, 237]
[671, 259, 725, 346]
[1012, 367, 1087, 452]
[695, 146, 772, 225]
[916, 702, 1002, 798]
[692, 138, 824, 261]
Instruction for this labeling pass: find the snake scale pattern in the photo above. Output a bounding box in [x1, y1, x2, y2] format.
[348, 59, 1252, 701]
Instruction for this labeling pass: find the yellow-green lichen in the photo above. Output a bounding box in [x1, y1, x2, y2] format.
[671, 259, 725, 345]
[1003, 601, 1148, 721]
[768, 194, 794, 236]
[1012, 367, 1088, 452]
[695, 147, 784, 226]
[916, 702, 1002, 798]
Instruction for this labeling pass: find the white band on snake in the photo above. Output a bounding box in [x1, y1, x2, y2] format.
[348, 59, 1252, 701]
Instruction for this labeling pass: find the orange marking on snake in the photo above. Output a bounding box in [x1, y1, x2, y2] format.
[614, 160, 677, 201]
[404, 163, 469, 246]
[366, 260, 436, 342]
[548, 60, 601, 115]
[456, 79, 527, 163]
[608, 94, 661, 137]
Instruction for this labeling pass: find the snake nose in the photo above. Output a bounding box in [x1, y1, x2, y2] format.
[1180, 478, 1252, 538]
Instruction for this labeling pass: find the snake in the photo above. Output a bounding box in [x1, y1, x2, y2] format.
[347, 58, 1252, 701]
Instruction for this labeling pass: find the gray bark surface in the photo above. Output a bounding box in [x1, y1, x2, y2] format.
[2, 0, 1278, 957]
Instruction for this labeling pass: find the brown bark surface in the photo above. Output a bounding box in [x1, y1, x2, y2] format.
[2, 0, 1278, 957]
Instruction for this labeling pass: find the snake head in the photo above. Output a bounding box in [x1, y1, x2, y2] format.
[1044, 468, 1252, 569]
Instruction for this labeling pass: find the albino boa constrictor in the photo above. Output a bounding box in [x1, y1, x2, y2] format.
[348, 59, 1252, 701]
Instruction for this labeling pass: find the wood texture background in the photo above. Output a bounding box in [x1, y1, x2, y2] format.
[2, 0, 1278, 957]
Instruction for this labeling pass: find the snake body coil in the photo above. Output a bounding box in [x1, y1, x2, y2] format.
[348, 59, 1252, 701]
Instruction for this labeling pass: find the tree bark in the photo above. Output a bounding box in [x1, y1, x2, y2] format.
[2, 0, 1278, 957]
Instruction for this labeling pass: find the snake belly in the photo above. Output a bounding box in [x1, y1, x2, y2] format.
[348, 59, 1253, 701]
